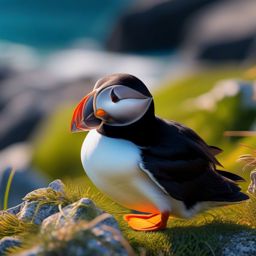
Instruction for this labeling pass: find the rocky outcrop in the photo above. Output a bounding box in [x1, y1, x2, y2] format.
[0, 180, 133, 256]
[183, 0, 256, 62]
[0, 65, 92, 150]
[222, 231, 256, 256]
[39, 199, 129, 256]
[106, 0, 221, 52]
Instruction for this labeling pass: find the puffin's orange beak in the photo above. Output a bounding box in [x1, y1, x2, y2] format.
[71, 91, 101, 132]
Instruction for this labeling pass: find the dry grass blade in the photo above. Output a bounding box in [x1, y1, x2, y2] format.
[224, 131, 256, 137]
[238, 145, 256, 172]
[242, 161, 256, 172]
[23, 188, 70, 206]
[238, 155, 256, 161]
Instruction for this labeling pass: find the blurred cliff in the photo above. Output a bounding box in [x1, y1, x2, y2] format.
[0, 0, 256, 207]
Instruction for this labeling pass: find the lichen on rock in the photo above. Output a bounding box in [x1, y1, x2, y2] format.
[17, 179, 68, 225]
[41, 198, 103, 230]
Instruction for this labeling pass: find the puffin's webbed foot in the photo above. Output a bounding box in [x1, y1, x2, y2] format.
[123, 212, 169, 231]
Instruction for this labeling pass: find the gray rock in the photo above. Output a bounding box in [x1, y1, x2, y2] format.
[56, 226, 129, 256]
[0, 65, 15, 82]
[0, 90, 44, 150]
[222, 231, 256, 256]
[17, 180, 67, 224]
[183, 0, 256, 62]
[41, 214, 129, 256]
[248, 170, 256, 195]
[48, 179, 65, 193]
[99, 214, 120, 230]
[42, 198, 104, 230]
[0, 236, 21, 255]
[41, 197, 130, 256]
[2, 180, 132, 256]
[13, 245, 44, 256]
[90, 225, 128, 256]
[106, 0, 221, 52]
[18, 201, 59, 225]
[0, 68, 92, 150]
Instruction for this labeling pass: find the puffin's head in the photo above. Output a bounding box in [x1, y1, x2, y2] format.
[71, 73, 153, 132]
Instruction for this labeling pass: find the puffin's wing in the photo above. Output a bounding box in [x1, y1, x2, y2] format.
[145, 118, 222, 166]
[139, 154, 248, 207]
[139, 118, 248, 206]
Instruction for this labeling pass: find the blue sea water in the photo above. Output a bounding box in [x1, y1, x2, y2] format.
[0, 0, 182, 88]
[0, 0, 132, 50]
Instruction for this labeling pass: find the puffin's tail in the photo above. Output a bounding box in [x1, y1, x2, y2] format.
[216, 169, 249, 203]
[217, 170, 245, 182]
[191, 169, 249, 204]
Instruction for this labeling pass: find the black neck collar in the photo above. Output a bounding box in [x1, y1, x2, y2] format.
[97, 103, 157, 146]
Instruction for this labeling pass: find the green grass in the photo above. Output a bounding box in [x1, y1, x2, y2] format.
[154, 68, 245, 120]
[32, 105, 85, 179]
[154, 68, 256, 145]
[66, 177, 256, 256]
[3, 168, 15, 210]
[0, 212, 38, 240]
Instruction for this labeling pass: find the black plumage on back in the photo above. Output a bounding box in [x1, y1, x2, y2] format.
[141, 118, 248, 208]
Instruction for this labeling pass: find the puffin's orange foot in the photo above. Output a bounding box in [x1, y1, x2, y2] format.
[123, 212, 169, 231]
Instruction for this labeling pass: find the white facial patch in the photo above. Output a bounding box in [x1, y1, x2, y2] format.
[95, 86, 152, 126]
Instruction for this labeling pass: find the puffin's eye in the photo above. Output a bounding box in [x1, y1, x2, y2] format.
[110, 88, 120, 103]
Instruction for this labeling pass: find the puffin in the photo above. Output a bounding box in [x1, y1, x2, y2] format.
[71, 73, 248, 231]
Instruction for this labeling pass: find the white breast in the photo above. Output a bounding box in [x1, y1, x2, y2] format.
[81, 130, 220, 218]
[81, 130, 171, 213]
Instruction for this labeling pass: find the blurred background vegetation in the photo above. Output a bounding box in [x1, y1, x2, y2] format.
[0, 0, 256, 208]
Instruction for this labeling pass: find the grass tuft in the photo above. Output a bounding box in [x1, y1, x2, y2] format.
[23, 187, 70, 206]
[0, 212, 38, 239]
